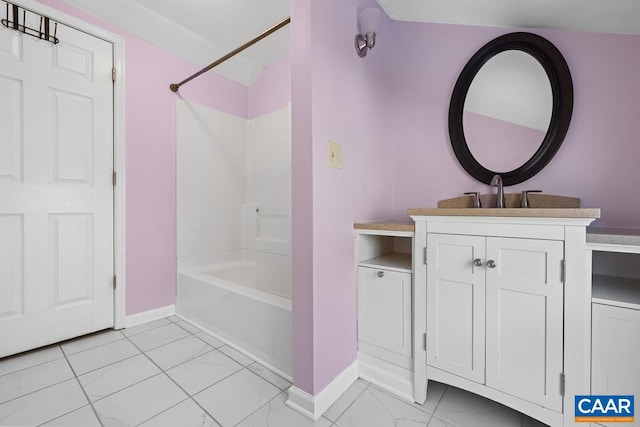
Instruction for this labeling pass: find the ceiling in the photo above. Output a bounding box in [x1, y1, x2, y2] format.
[59, 0, 640, 87]
[378, 0, 640, 35]
[60, 0, 290, 87]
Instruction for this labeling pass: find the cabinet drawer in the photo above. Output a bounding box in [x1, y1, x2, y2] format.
[357, 267, 412, 360]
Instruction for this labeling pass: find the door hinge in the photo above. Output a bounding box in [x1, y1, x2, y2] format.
[423, 333, 427, 351]
[561, 259, 566, 282]
[424, 247, 427, 265]
[113, 275, 117, 289]
[112, 67, 116, 82]
[560, 373, 565, 395]
[112, 171, 117, 186]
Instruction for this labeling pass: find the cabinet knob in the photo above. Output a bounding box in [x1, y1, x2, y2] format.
[473, 258, 484, 267]
[377, 271, 385, 278]
[487, 260, 497, 268]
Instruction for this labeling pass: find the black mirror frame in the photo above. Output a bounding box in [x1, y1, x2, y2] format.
[448, 32, 573, 186]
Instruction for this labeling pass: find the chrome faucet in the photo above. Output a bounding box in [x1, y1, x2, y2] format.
[490, 174, 506, 208]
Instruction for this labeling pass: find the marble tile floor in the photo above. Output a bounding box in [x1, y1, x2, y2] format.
[0, 316, 548, 427]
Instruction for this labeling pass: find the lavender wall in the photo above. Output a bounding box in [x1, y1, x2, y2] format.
[248, 55, 291, 119]
[291, 0, 315, 394]
[291, 0, 394, 394]
[37, 0, 249, 315]
[391, 22, 640, 228]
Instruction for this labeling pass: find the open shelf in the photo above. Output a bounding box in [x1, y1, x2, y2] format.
[359, 252, 412, 273]
[592, 274, 640, 311]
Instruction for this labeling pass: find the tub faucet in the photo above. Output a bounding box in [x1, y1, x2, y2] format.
[490, 174, 506, 208]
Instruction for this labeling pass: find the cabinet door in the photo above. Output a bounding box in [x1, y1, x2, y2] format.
[592, 303, 640, 427]
[358, 267, 412, 359]
[485, 237, 564, 412]
[427, 234, 486, 384]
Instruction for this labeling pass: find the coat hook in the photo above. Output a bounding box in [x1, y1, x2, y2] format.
[12, 4, 18, 30]
[1, 4, 60, 45]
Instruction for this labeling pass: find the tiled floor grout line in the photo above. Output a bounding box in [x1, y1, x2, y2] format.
[131, 396, 193, 427]
[143, 321, 297, 426]
[331, 381, 372, 424]
[59, 330, 127, 358]
[231, 386, 285, 426]
[120, 330, 227, 427]
[69, 349, 139, 377]
[0, 368, 76, 408]
[58, 344, 106, 427]
[425, 384, 450, 426]
[0, 347, 66, 379]
[246, 362, 291, 392]
[121, 322, 294, 426]
[121, 319, 174, 338]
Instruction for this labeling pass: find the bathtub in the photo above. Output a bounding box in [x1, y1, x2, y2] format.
[176, 252, 292, 377]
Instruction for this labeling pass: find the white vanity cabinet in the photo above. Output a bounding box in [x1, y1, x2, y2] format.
[354, 222, 414, 401]
[410, 211, 599, 427]
[426, 233, 564, 411]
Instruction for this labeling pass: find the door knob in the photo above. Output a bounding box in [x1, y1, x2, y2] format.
[377, 271, 385, 278]
[473, 258, 484, 267]
[487, 260, 497, 268]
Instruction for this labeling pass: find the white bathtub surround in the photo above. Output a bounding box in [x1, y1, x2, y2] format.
[246, 106, 292, 256]
[177, 100, 292, 380]
[286, 360, 359, 421]
[177, 100, 291, 262]
[177, 260, 292, 376]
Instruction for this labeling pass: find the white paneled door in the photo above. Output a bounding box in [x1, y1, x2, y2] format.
[0, 16, 114, 357]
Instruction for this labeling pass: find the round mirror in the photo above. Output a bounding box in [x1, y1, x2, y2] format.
[449, 32, 573, 186]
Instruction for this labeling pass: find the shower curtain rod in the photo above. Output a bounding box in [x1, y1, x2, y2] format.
[169, 16, 290, 92]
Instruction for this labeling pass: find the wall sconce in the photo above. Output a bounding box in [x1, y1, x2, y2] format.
[355, 8, 382, 58]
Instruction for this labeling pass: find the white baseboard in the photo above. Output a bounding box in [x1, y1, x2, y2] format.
[286, 360, 358, 421]
[357, 352, 414, 403]
[124, 305, 176, 328]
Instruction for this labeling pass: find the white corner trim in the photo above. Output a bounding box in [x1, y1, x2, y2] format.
[286, 360, 358, 421]
[124, 305, 176, 328]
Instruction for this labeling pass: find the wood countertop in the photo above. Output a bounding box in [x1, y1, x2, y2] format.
[353, 221, 415, 232]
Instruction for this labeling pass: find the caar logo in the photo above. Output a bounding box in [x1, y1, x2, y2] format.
[575, 395, 635, 422]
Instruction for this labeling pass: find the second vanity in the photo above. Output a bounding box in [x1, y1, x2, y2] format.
[353, 206, 640, 427]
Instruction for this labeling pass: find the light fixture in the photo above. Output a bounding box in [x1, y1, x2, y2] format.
[355, 7, 382, 58]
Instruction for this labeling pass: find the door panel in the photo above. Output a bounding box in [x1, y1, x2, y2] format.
[0, 76, 22, 181]
[485, 237, 564, 411]
[49, 214, 94, 306]
[0, 26, 21, 61]
[0, 214, 23, 318]
[0, 18, 114, 357]
[427, 233, 486, 383]
[51, 90, 94, 184]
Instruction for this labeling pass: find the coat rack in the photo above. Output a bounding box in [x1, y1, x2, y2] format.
[1, 2, 59, 44]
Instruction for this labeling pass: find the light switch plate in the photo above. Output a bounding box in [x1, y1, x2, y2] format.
[328, 141, 343, 169]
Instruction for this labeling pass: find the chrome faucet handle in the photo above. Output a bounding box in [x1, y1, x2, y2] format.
[490, 174, 506, 208]
[520, 190, 542, 208]
[464, 192, 482, 208]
